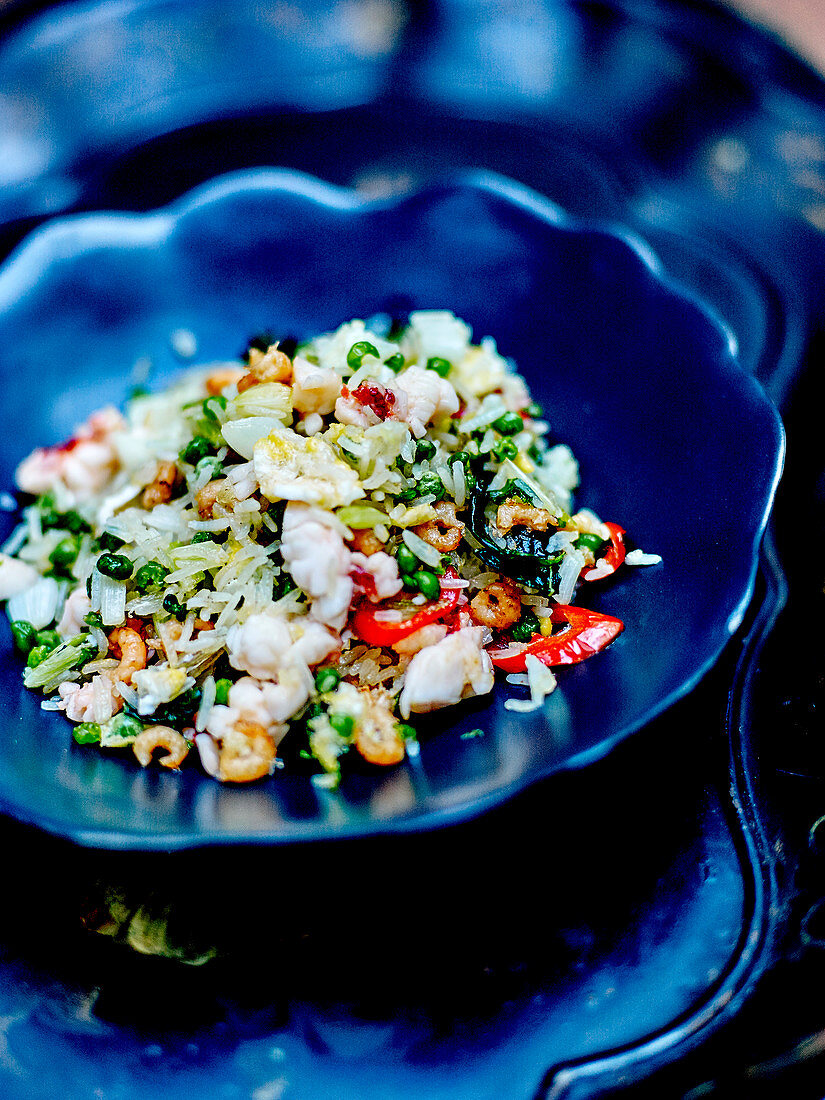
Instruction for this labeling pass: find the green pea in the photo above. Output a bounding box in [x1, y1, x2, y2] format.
[575, 532, 606, 554]
[34, 630, 61, 651]
[73, 722, 102, 744]
[492, 411, 524, 435]
[315, 667, 341, 694]
[10, 620, 36, 655]
[26, 645, 50, 668]
[96, 553, 133, 580]
[414, 570, 440, 600]
[511, 610, 541, 643]
[134, 562, 169, 593]
[525, 401, 543, 418]
[396, 545, 418, 574]
[426, 356, 451, 378]
[417, 473, 445, 500]
[448, 450, 471, 467]
[396, 488, 418, 502]
[179, 436, 213, 466]
[110, 714, 144, 739]
[214, 678, 233, 706]
[98, 531, 125, 552]
[329, 713, 354, 739]
[397, 723, 417, 741]
[384, 353, 405, 372]
[163, 594, 187, 621]
[346, 341, 380, 370]
[49, 536, 80, 568]
[414, 439, 436, 461]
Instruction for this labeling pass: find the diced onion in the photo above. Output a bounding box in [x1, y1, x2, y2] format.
[401, 529, 443, 569]
[99, 574, 127, 627]
[6, 576, 59, 629]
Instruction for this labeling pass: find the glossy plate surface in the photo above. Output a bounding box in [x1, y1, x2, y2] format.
[0, 169, 783, 848]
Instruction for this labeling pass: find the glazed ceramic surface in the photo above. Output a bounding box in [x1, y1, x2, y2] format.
[0, 170, 783, 847]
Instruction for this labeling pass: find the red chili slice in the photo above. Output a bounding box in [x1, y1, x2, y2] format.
[584, 521, 626, 581]
[351, 568, 463, 646]
[488, 604, 624, 673]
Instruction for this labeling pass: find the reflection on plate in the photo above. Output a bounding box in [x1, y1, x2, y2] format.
[0, 169, 783, 848]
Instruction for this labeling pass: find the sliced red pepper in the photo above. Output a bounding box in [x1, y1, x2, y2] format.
[584, 521, 626, 581]
[351, 568, 463, 646]
[488, 604, 624, 673]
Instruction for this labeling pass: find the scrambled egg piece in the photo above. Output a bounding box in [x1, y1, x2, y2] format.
[254, 427, 364, 508]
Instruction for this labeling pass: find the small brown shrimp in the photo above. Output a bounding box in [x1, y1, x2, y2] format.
[495, 497, 556, 535]
[349, 527, 384, 556]
[107, 626, 147, 684]
[218, 720, 277, 783]
[141, 460, 180, 509]
[412, 500, 465, 553]
[354, 688, 406, 766]
[132, 725, 189, 769]
[237, 344, 292, 392]
[206, 367, 245, 396]
[469, 578, 522, 630]
[195, 478, 234, 518]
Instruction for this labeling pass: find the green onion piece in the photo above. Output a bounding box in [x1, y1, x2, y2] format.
[49, 536, 80, 568]
[134, 562, 169, 593]
[395, 488, 418, 502]
[34, 629, 61, 651]
[492, 438, 518, 461]
[315, 667, 341, 694]
[426, 356, 451, 378]
[214, 678, 232, 706]
[396, 545, 418, 574]
[84, 611, 103, 629]
[179, 436, 213, 466]
[492, 411, 524, 435]
[336, 505, 388, 530]
[384, 353, 405, 372]
[346, 341, 380, 370]
[73, 722, 102, 745]
[414, 570, 440, 600]
[510, 610, 541, 643]
[96, 553, 133, 580]
[195, 455, 223, 482]
[329, 713, 354, 739]
[26, 645, 50, 668]
[10, 620, 36, 655]
[575, 532, 606, 554]
[202, 395, 227, 422]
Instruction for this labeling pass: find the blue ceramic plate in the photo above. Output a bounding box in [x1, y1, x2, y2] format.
[0, 170, 783, 848]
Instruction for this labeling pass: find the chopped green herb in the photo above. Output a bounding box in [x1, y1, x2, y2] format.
[83, 611, 103, 629]
[460, 728, 484, 740]
[511, 610, 541, 643]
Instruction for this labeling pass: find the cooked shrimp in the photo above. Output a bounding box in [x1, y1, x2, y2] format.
[280, 502, 353, 630]
[195, 478, 234, 518]
[141, 460, 179, 509]
[469, 578, 522, 629]
[107, 626, 147, 684]
[238, 344, 292, 391]
[132, 725, 189, 769]
[59, 676, 123, 723]
[291, 356, 340, 415]
[57, 587, 91, 639]
[15, 407, 123, 501]
[349, 528, 384, 556]
[350, 550, 403, 601]
[495, 497, 556, 535]
[218, 719, 277, 783]
[206, 366, 245, 395]
[399, 626, 494, 717]
[394, 365, 459, 437]
[413, 499, 464, 552]
[354, 688, 405, 766]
